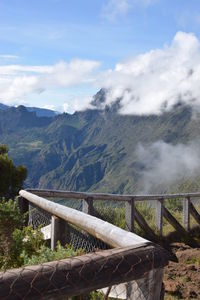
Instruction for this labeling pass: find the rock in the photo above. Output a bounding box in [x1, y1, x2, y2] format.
[164, 280, 180, 293]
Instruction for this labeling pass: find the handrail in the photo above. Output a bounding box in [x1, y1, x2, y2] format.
[27, 188, 200, 201]
[20, 190, 148, 248]
[0, 190, 170, 300]
[0, 244, 169, 300]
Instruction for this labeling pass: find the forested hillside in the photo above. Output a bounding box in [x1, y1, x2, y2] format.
[1, 90, 200, 194]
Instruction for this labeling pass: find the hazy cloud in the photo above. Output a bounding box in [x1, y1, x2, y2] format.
[0, 59, 100, 106]
[102, 0, 130, 21]
[102, 0, 157, 21]
[0, 54, 19, 61]
[136, 141, 200, 193]
[99, 32, 200, 115]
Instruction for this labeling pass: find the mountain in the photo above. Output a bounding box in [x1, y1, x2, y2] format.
[0, 103, 9, 110]
[0, 103, 58, 118]
[26, 107, 58, 118]
[0, 92, 200, 194]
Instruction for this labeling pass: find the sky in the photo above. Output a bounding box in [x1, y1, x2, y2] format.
[1, 0, 200, 113]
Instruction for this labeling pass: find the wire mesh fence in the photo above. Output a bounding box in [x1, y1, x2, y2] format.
[28, 200, 109, 254]
[0, 191, 172, 299]
[0, 242, 168, 300]
[68, 224, 109, 253]
[29, 203, 51, 228]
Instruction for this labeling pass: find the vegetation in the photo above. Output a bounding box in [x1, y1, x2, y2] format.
[94, 200, 200, 245]
[0, 144, 27, 199]
[0, 198, 83, 271]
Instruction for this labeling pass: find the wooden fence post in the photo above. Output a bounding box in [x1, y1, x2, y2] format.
[155, 199, 164, 236]
[125, 198, 135, 232]
[183, 197, 191, 231]
[82, 197, 94, 215]
[17, 196, 29, 226]
[51, 216, 70, 250]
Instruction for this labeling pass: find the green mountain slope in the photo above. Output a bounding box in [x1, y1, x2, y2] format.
[0, 93, 200, 194]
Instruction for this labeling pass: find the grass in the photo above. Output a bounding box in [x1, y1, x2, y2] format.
[164, 296, 180, 300]
[91, 199, 200, 244]
[185, 256, 200, 266]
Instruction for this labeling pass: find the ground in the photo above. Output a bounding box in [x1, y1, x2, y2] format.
[164, 243, 200, 299]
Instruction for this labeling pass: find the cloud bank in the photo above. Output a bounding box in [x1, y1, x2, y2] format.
[135, 141, 200, 193]
[2, 32, 200, 114]
[100, 31, 200, 115]
[0, 59, 100, 106]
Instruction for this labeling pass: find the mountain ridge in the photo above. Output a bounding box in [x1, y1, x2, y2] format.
[0, 103, 59, 118]
[0, 92, 199, 194]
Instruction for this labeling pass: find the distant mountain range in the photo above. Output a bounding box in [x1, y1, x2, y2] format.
[0, 91, 200, 194]
[0, 103, 58, 117]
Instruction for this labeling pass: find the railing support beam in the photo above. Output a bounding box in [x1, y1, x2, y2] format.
[163, 206, 187, 236]
[190, 202, 200, 226]
[134, 208, 157, 241]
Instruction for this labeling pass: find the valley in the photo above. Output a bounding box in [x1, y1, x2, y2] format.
[1, 91, 200, 195]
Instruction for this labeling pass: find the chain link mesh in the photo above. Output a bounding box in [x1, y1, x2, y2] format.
[28, 199, 110, 253]
[29, 203, 51, 228]
[0, 196, 168, 300]
[0, 244, 167, 300]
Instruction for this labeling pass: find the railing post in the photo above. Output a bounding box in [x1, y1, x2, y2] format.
[82, 197, 94, 215]
[155, 198, 163, 236]
[51, 216, 70, 250]
[17, 196, 29, 226]
[125, 198, 135, 232]
[126, 268, 164, 300]
[183, 197, 191, 231]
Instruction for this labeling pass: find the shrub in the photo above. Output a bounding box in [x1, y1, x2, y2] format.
[0, 199, 83, 270]
[0, 144, 27, 199]
[0, 198, 23, 269]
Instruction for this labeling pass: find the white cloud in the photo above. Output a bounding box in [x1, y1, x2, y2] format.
[70, 95, 94, 112]
[136, 140, 200, 193]
[0, 54, 19, 61]
[102, 0, 156, 21]
[42, 104, 57, 111]
[63, 102, 69, 113]
[2, 31, 200, 115]
[0, 59, 100, 106]
[102, 0, 130, 21]
[62, 95, 94, 113]
[99, 31, 200, 115]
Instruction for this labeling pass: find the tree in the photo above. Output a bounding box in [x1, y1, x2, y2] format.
[0, 144, 27, 198]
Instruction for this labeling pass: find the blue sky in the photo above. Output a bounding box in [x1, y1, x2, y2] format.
[1, 0, 200, 113]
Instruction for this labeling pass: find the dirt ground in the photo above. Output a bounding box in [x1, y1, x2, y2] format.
[163, 243, 200, 299]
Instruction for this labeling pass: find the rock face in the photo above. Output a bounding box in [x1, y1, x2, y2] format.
[1, 91, 200, 193]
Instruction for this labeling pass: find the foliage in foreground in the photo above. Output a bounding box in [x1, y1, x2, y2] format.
[0, 198, 82, 271]
[0, 144, 27, 199]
